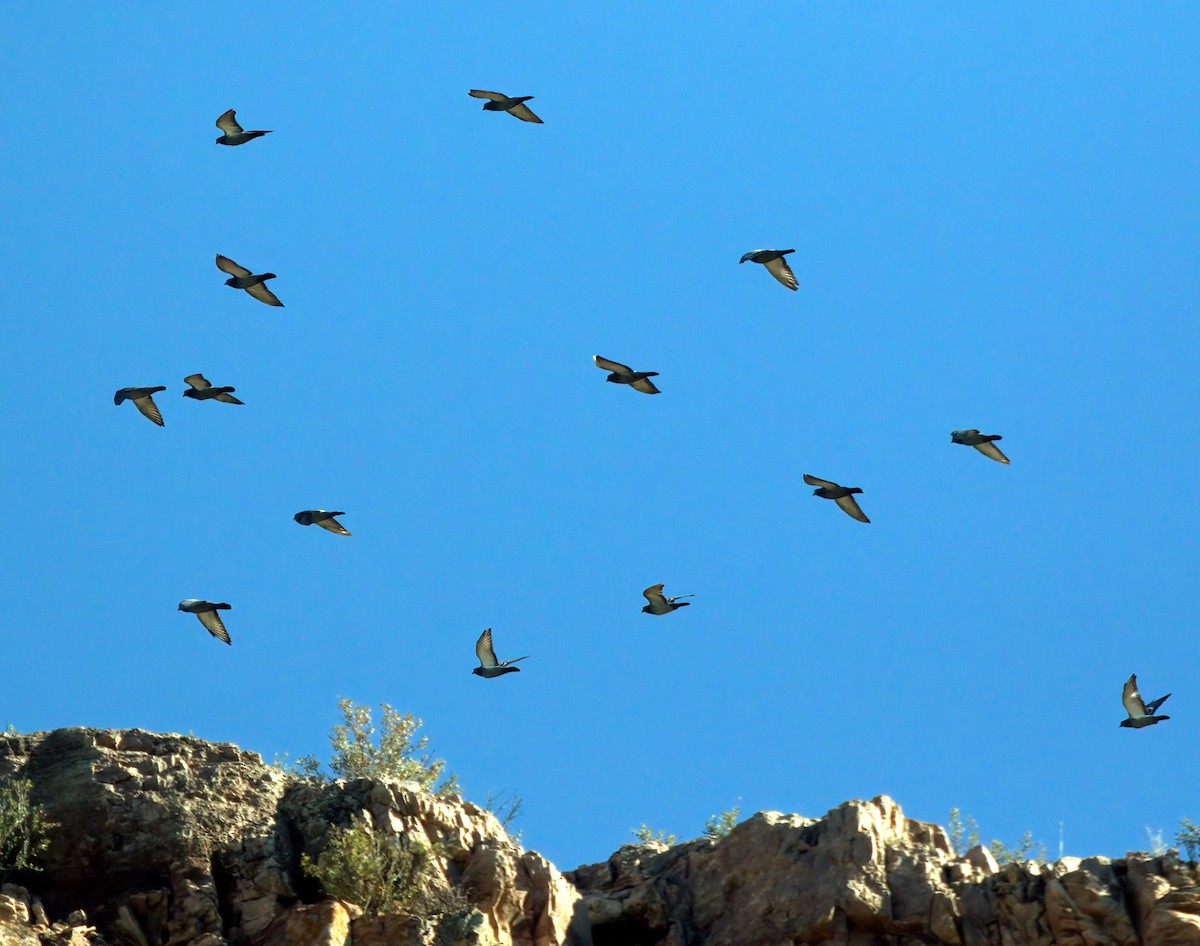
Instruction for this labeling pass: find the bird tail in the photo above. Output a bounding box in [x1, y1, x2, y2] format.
[260, 273, 277, 281]
[986, 434, 1003, 442]
[213, 602, 232, 610]
[644, 372, 660, 378]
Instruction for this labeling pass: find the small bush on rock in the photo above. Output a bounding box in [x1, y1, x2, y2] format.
[0, 777, 57, 883]
[1176, 817, 1200, 861]
[630, 824, 678, 847]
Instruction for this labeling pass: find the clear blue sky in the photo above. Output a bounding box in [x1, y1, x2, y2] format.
[4, 4, 1198, 869]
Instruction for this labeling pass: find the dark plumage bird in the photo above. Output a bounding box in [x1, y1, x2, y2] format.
[803, 473, 870, 523]
[215, 109, 272, 146]
[294, 510, 351, 536]
[114, 386, 167, 427]
[216, 254, 284, 307]
[183, 374, 243, 405]
[178, 599, 232, 645]
[642, 583, 694, 615]
[593, 355, 661, 394]
[468, 90, 543, 123]
[951, 429, 1009, 464]
[739, 249, 798, 291]
[472, 628, 528, 678]
[1120, 674, 1171, 728]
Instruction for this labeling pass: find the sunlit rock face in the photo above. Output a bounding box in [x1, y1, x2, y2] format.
[1, 730, 1198, 946]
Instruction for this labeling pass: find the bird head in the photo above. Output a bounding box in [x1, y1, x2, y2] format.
[1118, 719, 1133, 728]
[605, 375, 618, 383]
[224, 277, 238, 287]
[471, 667, 484, 677]
[811, 488, 822, 496]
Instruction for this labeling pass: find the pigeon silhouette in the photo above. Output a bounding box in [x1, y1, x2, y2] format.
[642, 583, 694, 615]
[216, 254, 284, 307]
[468, 90, 543, 123]
[178, 599, 232, 645]
[215, 109, 272, 146]
[1120, 673, 1170, 728]
[803, 474, 870, 523]
[951, 429, 1009, 464]
[473, 628, 528, 678]
[183, 374, 244, 405]
[593, 355, 661, 394]
[739, 249, 798, 291]
[114, 386, 167, 427]
[294, 510, 351, 536]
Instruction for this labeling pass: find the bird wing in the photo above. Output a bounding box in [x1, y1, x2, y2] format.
[835, 494, 870, 523]
[215, 109, 244, 135]
[214, 391, 244, 404]
[500, 655, 529, 667]
[183, 374, 212, 390]
[1145, 693, 1171, 715]
[973, 441, 1010, 464]
[469, 90, 508, 101]
[631, 377, 661, 394]
[132, 394, 164, 427]
[316, 516, 351, 536]
[476, 628, 499, 668]
[197, 609, 232, 645]
[593, 355, 632, 374]
[508, 102, 543, 123]
[803, 474, 838, 489]
[215, 254, 251, 278]
[1122, 675, 1148, 717]
[246, 282, 284, 306]
[764, 256, 799, 290]
[643, 584, 668, 606]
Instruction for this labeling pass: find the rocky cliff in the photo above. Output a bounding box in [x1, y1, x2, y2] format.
[0, 729, 1196, 946]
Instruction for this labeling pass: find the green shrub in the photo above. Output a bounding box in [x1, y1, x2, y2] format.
[704, 803, 741, 840]
[301, 814, 434, 914]
[1176, 818, 1200, 861]
[948, 808, 1045, 863]
[0, 777, 57, 884]
[630, 824, 678, 846]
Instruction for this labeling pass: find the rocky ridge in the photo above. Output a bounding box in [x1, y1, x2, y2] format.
[0, 729, 1196, 946]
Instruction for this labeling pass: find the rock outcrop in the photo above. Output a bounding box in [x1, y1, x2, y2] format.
[2, 730, 1198, 946]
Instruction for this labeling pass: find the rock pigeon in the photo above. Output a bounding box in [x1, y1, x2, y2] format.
[183, 374, 244, 405]
[1120, 674, 1170, 728]
[642, 583, 694, 615]
[739, 249, 798, 291]
[593, 355, 661, 394]
[468, 90, 543, 123]
[215, 109, 272, 146]
[472, 628, 527, 678]
[951, 429, 1009, 464]
[114, 386, 167, 427]
[294, 510, 351, 536]
[803, 474, 870, 523]
[178, 599, 232, 645]
[216, 254, 284, 307]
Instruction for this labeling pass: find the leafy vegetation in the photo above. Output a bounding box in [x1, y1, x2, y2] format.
[704, 802, 741, 840]
[947, 808, 1045, 863]
[484, 788, 523, 832]
[630, 824, 678, 846]
[0, 777, 57, 884]
[1176, 817, 1200, 861]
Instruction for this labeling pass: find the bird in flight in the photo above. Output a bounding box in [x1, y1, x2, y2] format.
[473, 628, 528, 678]
[593, 355, 661, 394]
[1119, 674, 1170, 728]
[468, 90, 543, 123]
[178, 599, 233, 645]
[114, 386, 167, 427]
[216, 254, 284, 307]
[803, 474, 870, 523]
[642, 583, 694, 615]
[183, 374, 244, 405]
[951, 429, 1009, 464]
[294, 510, 351, 536]
[739, 249, 798, 291]
[215, 109, 272, 146]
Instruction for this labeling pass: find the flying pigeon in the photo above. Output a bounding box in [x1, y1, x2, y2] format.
[468, 90, 543, 123]
[472, 628, 528, 678]
[803, 473, 870, 523]
[216, 254, 284, 307]
[183, 374, 244, 405]
[642, 583, 694, 615]
[114, 386, 167, 427]
[215, 109, 272, 146]
[739, 249, 798, 291]
[593, 355, 661, 394]
[951, 429, 1010, 464]
[1120, 673, 1171, 728]
[178, 599, 232, 645]
[294, 510, 351, 536]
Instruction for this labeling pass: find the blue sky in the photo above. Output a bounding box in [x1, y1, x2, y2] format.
[4, 4, 1199, 869]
